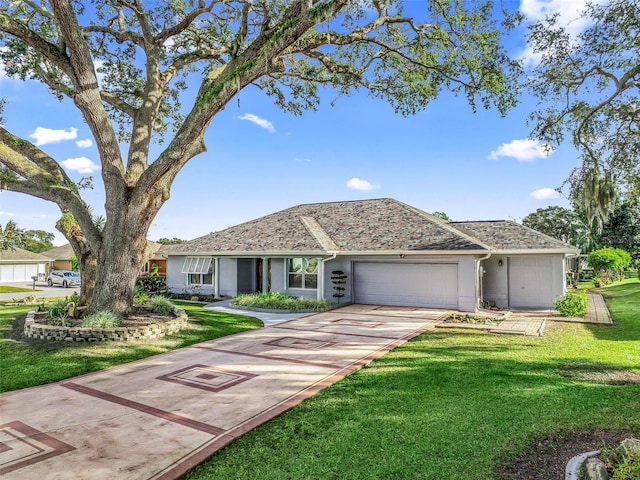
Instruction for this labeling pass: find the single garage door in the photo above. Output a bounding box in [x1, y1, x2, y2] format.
[353, 262, 458, 308]
[508, 256, 554, 308]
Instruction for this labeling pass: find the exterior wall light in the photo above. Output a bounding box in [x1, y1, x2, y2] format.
[498, 259, 503, 267]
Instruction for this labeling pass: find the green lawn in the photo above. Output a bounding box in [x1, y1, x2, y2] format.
[185, 279, 640, 480]
[0, 301, 262, 392]
[0, 285, 40, 293]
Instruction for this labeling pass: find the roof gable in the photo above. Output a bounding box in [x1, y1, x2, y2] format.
[0, 247, 52, 262]
[41, 244, 74, 259]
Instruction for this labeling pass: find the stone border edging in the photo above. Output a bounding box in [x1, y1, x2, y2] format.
[565, 450, 599, 480]
[23, 307, 188, 342]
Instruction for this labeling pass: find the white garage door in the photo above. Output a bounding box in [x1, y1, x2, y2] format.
[354, 263, 458, 308]
[0, 264, 40, 283]
[508, 257, 554, 308]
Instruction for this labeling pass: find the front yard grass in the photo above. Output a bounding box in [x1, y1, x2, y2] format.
[0, 301, 262, 393]
[0, 285, 39, 293]
[185, 279, 640, 480]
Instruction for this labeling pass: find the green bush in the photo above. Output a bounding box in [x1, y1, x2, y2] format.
[588, 247, 632, 282]
[133, 284, 148, 305]
[46, 293, 80, 319]
[149, 295, 175, 315]
[81, 311, 122, 328]
[231, 292, 333, 312]
[602, 443, 640, 480]
[136, 276, 167, 294]
[554, 290, 588, 317]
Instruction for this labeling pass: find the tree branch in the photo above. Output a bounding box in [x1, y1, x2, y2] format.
[0, 128, 71, 184]
[0, 13, 74, 79]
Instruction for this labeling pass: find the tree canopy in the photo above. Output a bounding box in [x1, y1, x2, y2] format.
[0, 220, 25, 251]
[0, 0, 520, 314]
[598, 196, 640, 266]
[0, 221, 55, 252]
[527, 0, 640, 229]
[522, 206, 589, 251]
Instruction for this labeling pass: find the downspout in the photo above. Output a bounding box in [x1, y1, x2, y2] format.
[475, 252, 493, 310]
[318, 252, 338, 301]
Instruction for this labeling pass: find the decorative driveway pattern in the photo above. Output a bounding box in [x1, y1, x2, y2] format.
[0, 305, 446, 480]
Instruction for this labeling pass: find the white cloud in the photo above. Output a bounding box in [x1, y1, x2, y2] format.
[0, 211, 15, 217]
[530, 187, 560, 200]
[236, 113, 275, 133]
[519, 0, 602, 67]
[347, 177, 380, 191]
[29, 127, 78, 146]
[488, 139, 552, 162]
[61, 157, 100, 174]
[76, 138, 93, 148]
[294, 157, 312, 163]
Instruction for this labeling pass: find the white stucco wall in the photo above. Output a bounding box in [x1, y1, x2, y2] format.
[270, 258, 286, 293]
[323, 257, 352, 304]
[166, 255, 217, 296]
[219, 258, 237, 297]
[482, 256, 509, 308]
[166, 256, 187, 294]
[457, 256, 477, 312]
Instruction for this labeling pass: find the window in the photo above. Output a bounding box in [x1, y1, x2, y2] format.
[182, 257, 214, 285]
[287, 258, 318, 289]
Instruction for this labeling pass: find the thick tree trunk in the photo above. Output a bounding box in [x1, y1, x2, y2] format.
[56, 215, 96, 306]
[86, 187, 164, 316]
[73, 240, 96, 306]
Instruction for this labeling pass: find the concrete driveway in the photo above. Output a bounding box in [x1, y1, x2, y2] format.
[0, 304, 447, 479]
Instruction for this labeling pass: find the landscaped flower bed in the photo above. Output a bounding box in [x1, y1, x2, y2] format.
[230, 292, 334, 312]
[24, 307, 188, 342]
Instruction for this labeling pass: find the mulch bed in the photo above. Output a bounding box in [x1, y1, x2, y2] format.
[498, 429, 636, 480]
[32, 306, 175, 328]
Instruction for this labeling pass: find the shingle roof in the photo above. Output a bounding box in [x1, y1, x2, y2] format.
[0, 247, 52, 262]
[451, 220, 577, 251]
[41, 244, 74, 260]
[170, 198, 489, 255]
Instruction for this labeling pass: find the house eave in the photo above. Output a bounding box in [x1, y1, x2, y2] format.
[493, 248, 580, 255]
[165, 249, 493, 257]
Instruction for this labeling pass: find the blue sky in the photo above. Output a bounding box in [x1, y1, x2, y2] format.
[0, 0, 589, 246]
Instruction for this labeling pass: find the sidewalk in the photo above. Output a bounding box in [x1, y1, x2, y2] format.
[0, 305, 446, 479]
[0, 282, 80, 301]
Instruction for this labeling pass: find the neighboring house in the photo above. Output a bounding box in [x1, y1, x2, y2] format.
[41, 244, 75, 271]
[139, 241, 167, 277]
[0, 247, 51, 283]
[165, 198, 579, 312]
[43, 242, 167, 277]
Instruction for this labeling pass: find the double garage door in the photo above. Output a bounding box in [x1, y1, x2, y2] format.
[0, 264, 40, 283]
[353, 262, 458, 308]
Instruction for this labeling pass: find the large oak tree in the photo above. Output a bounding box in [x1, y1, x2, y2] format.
[527, 0, 640, 231]
[0, 0, 519, 314]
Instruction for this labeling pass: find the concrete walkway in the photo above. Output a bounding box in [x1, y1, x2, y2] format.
[435, 293, 613, 337]
[204, 299, 315, 326]
[0, 304, 446, 479]
[556, 293, 613, 325]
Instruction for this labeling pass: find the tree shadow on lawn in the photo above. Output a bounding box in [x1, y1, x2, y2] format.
[346, 349, 639, 478]
[192, 331, 640, 480]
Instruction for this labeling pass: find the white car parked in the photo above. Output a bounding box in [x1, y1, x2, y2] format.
[47, 270, 81, 288]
